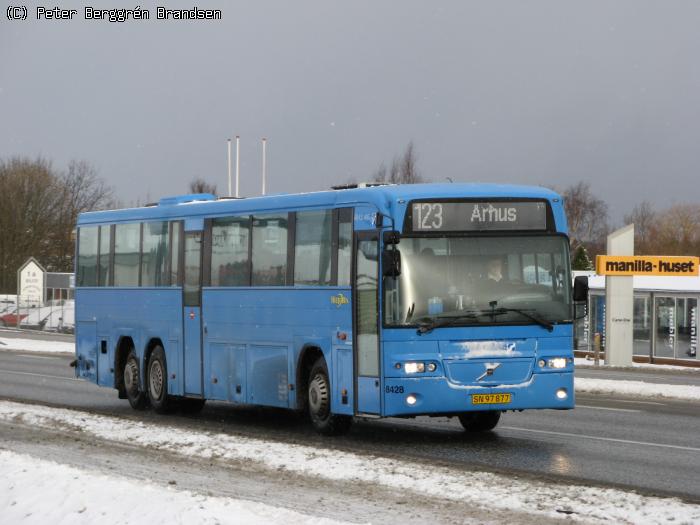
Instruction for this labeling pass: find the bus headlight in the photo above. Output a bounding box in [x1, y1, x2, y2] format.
[556, 388, 568, 400]
[547, 358, 568, 369]
[406, 394, 417, 405]
[404, 362, 425, 374]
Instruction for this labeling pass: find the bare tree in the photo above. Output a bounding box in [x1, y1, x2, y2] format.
[399, 141, 422, 183]
[189, 178, 217, 195]
[649, 204, 700, 256]
[560, 182, 609, 254]
[373, 141, 424, 184]
[47, 160, 114, 272]
[0, 157, 112, 292]
[624, 201, 656, 255]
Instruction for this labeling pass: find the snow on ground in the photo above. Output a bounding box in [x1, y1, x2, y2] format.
[575, 377, 700, 401]
[1, 401, 697, 525]
[0, 450, 347, 525]
[0, 336, 74, 354]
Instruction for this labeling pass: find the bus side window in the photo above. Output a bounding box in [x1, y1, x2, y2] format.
[114, 223, 141, 287]
[98, 225, 111, 286]
[170, 221, 182, 286]
[77, 226, 98, 286]
[211, 216, 251, 286]
[141, 221, 169, 287]
[252, 214, 288, 286]
[294, 210, 332, 286]
[337, 208, 353, 287]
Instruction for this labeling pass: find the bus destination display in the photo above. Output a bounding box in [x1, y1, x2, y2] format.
[410, 201, 548, 232]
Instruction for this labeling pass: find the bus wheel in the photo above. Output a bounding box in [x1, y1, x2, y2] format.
[307, 358, 352, 436]
[458, 411, 501, 432]
[147, 346, 170, 414]
[124, 351, 148, 410]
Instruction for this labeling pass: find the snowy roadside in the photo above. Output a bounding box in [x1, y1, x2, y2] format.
[0, 336, 74, 354]
[0, 400, 697, 524]
[575, 377, 700, 401]
[0, 449, 348, 525]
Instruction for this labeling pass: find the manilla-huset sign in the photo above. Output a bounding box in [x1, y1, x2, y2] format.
[596, 255, 699, 276]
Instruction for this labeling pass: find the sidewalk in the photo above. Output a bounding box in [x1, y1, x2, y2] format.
[575, 358, 700, 401]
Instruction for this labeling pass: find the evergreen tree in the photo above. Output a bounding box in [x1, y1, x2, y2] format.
[572, 245, 593, 271]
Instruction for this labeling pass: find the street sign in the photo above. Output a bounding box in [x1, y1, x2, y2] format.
[596, 255, 699, 276]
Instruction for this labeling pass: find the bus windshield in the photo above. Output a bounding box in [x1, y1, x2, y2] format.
[384, 235, 572, 328]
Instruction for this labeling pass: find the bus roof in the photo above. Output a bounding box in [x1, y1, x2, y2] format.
[77, 182, 564, 227]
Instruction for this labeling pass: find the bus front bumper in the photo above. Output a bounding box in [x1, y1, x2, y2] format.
[381, 372, 574, 417]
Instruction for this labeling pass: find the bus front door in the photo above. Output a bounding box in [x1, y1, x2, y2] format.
[183, 230, 203, 396]
[354, 232, 381, 415]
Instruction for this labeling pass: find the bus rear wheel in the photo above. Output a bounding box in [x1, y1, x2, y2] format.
[307, 358, 352, 436]
[124, 351, 148, 410]
[147, 345, 171, 414]
[458, 411, 501, 432]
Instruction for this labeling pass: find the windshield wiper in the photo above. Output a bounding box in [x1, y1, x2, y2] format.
[490, 306, 554, 332]
[416, 312, 479, 335]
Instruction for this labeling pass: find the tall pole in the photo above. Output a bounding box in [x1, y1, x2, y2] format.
[235, 135, 240, 198]
[227, 138, 232, 197]
[262, 137, 267, 195]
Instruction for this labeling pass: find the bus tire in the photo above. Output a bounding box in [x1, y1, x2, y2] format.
[307, 358, 352, 436]
[124, 350, 148, 410]
[458, 411, 501, 432]
[147, 345, 170, 414]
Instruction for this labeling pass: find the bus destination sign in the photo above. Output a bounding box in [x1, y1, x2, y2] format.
[410, 201, 548, 232]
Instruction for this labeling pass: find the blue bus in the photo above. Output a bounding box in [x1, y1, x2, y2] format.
[74, 183, 587, 434]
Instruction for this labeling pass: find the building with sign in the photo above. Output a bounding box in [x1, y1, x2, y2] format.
[574, 272, 699, 366]
[18, 258, 46, 306]
[17, 258, 74, 306]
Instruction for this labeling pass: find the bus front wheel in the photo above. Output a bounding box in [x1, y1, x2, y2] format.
[124, 351, 148, 410]
[147, 345, 171, 414]
[307, 358, 352, 436]
[458, 411, 501, 432]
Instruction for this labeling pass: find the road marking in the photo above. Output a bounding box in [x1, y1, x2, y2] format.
[0, 369, 79, 382]
[575, 404, 640, 413]
[578, 396, 665, 406]
[502, 426, 700, 453]
[15, 354, 63, 360]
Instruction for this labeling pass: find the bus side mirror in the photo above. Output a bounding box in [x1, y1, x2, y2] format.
[573, 276, 589, 302]
[383, 230, 401, 245]
[382, 249, 401, 277]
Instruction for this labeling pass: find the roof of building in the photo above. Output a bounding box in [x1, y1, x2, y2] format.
[575, 271, 700, 293]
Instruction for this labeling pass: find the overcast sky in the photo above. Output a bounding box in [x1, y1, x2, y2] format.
[1, 1, 699, 222]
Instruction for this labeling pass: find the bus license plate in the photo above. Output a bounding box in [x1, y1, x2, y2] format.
[471, 393, 511, 405]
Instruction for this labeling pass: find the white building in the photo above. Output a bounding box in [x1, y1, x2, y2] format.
[575, 272, 699, 366]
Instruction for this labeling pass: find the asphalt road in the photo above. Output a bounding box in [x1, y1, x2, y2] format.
[1, 349, 699, 503]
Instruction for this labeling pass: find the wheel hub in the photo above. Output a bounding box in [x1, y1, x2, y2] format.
[124, 360, 138, 391]
[308, 374, 329, 417]
[149, 360, 163, 399]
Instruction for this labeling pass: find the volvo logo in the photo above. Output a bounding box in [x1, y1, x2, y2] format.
[476, 362, 501, 382]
